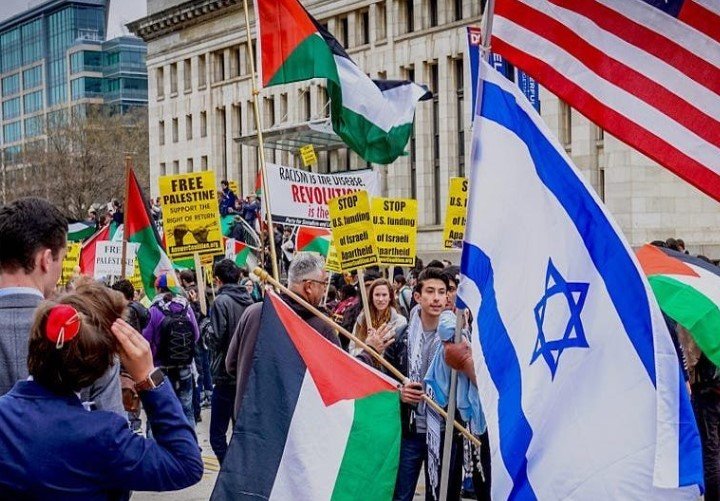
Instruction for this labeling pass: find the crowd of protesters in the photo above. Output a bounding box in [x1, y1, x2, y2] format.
[1, 196, 719, 499]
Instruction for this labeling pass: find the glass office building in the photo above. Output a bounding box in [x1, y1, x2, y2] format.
[0, 0, 148, 167]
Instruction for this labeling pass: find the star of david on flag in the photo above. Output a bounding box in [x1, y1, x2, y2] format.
[458, 59, 703, 499]
[531, 259, 589, 379]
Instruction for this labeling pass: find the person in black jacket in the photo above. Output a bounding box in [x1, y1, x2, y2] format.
[208, 259, 254, 464]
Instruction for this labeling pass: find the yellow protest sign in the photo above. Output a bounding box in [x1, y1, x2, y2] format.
[443, 177, 469, 249]
[58, 242, 82, 286]
[228, 180, 239, 195]
[325, 240, 342, 273]
[371, 197, 418, 266]
[328, 191, 379, 271]
[299, 144, 317, 167]
[130, 260, 143, 292]
[159, 171, 224, 260]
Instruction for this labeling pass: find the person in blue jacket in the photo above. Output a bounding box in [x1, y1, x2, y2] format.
[0, 280, 203, 499]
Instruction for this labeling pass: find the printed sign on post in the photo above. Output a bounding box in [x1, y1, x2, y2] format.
[228, 180, 239, 195]
[443, 177, 469, 249]
[266, 163, 380, 228]
[328, 191, 379, 271]
[159, 171, 224, 260]
[371, 197, 418, 266]
[325, 241, 342, 273]
[299, 144, 317, 167]
[94, 242, 139, 279]
[59, 242, 82, 286]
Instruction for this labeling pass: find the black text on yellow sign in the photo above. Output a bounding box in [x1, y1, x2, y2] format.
[159, 171, 224, 260]
[443, 177, 469, 249]
[58, 242, 82, 286]
[299, 144, 317, 167]
[328, 191, 379, 271]
[371, 197, 418, 266]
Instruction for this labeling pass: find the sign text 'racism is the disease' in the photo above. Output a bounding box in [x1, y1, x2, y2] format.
[372, 197, 418, 266]
[328, 191, 379, 271]
[159, 171, 224, 260]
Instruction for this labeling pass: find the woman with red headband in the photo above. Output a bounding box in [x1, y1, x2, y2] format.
[0, 280, 203, 498]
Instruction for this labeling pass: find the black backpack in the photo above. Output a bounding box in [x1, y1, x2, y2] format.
[157, 303, 196, 367]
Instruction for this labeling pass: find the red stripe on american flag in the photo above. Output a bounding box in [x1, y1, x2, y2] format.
[495, 0, 720, 149]
[491, 36, 720, 201]
[545, 0, 720, 96]
[679, 0, 720, 43]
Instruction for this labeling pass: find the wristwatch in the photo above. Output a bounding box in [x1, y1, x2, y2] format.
[134, 368, 165, 392]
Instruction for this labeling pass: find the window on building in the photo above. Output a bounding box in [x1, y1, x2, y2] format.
[248, 100, 256, 132]
[21, 19, 43, 66]
[429, 62, 441, 224]
[201, 156, 208, 170]
[22, 66, 42, 90]
[200, 111, 207, 137]
[160, 162, 166, 175]
[184, 59, 192, 92]
[24, 115, 44, 138]
[23, 90, 43, 114]
[198, 54, 207, 88]
[229, 46, 240, 78]
[70, 77, 102, 100]
[376, 2, 387, 40]
[172, 117, 178, 143]
[559, 100, 572, 149]
[403, 0, 414, 34]
[1, 28, 21, 74]
[359, 10, 370, 45]
[186, 114, 193, 140]
[302, 88, 311, 121]
[595, 125, 604, 144]
[213, 51, 225, 83]
[338, 17, 349, 47]
[159, 120, 165, 146]
[265, 96, 275, 126]
[3, 121, 22, 143]
[453, 0, 463, 21]
[217, 106, 227, 175]
[279, 93, 288, 122]
[187, 158, 194, 171]
[2, 74, 20, 97]
[429, 0, 438, 27]
[455, 57, 465, 177]
[2, 97, 21, 120]
[170, 63, 178, 94]
[173, 160, 179, 174]
[156, 67, 164, 98]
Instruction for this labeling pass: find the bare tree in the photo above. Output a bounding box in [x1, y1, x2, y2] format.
[3, 106, 149, 219]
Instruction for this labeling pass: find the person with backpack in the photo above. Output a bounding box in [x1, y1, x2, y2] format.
[142, 274, 200, 427]
[208, 259, 255, 464]
[394, 274, 413, 319]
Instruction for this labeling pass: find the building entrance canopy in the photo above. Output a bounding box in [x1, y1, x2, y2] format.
[235, 119, 346, 152]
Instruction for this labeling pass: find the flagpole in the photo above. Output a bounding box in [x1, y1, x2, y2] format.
[120, 155, 132, 279]
[438, 1, 495, 499]
[241, 0, 279, 281]
[253, 266, 481, 447]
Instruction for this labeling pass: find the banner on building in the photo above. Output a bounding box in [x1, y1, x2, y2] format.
[94, 241, 139, 279]
[266, 163, 380, 228]
[59, 242, 82, 286]
[467, 26, 540, 113]
[371, 197, 418, 266]
[328, 191, 379, 271]
[159, 171, 224, 260]
[443, 177, 468, 249]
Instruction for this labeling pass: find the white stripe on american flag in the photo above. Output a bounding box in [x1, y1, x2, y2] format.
[493, 0, 720, 200]
[494, 17, 720, 173]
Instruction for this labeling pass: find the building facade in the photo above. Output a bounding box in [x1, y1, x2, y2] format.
[131, 0, 720, 259]
[0, 0, 148, 201]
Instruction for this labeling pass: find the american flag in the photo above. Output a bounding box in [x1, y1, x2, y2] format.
[491, 0, 720, 200]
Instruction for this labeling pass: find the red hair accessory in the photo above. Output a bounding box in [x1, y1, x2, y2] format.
[46, 304, 81, 349]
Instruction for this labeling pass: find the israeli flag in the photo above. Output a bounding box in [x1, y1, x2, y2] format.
[457, 60, 703, 499]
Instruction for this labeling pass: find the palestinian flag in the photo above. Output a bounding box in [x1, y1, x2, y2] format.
[78, 224, 110, 276]
[220, 214, 235, 237]
[637, 244, 720, 366]
[255, 170, 263, 197]
[296, 226, 331, 256]
[125, 168, 179, 299]
[67, 222, 97, 242]
[211, 292, 400, 500]
[255, 0, 431, 164]
[225, 238, 257, 269]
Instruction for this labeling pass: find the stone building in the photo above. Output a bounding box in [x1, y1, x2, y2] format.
[130, 0, 720, 259]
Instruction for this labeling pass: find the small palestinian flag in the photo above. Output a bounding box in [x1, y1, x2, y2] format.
[211, 292, 400, 500]
[67, 222, 96, 242]
[125, 168, 179, 299]
[296, 226, 331, 256]
[255, 170, 263, 197]
[79, 224, 111, 276]
[225, 238, 256, 268]
[637, 244, 720, 366]
[255, 0, 430, 164]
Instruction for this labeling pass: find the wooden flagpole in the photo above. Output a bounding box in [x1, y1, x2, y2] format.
[241, 0, 279, 281]
[120, 155, 132, 279]
[252, 267, 481, 447]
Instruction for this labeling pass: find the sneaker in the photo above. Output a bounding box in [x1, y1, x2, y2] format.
[201, 398, 211, 409]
